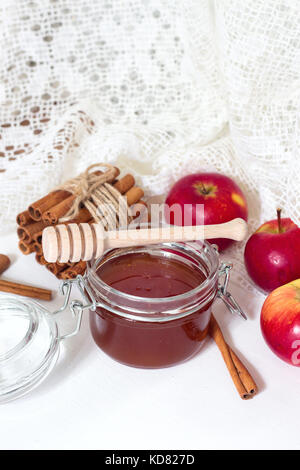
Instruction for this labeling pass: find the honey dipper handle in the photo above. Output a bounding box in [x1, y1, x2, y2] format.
[105, 217, 247, 248]
[42, 218, 247, 263]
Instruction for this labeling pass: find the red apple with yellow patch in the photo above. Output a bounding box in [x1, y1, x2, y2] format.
[244, 210, 300, 292]
[261, 279, 300, 366]
[165, 172, 248, 251]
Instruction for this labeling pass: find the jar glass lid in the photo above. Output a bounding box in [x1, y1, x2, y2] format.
[0, 293, 60, 404]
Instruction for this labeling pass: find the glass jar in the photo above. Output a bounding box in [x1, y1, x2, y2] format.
[86, 241, 245, 368]
[0, 240, 245, 403]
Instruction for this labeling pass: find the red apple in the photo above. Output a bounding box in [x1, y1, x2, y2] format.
[165, 172, 248, 251]
[244, 210, 300, 292]
[261, 279, 300, 366]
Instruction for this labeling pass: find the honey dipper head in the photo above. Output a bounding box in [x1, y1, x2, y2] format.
[42, 223, 105, 263]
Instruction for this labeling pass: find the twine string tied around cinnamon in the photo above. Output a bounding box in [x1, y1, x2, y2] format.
[57, 163, 131, 228]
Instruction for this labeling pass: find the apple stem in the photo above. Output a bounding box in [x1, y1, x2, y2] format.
[277, 208, 283, 234]
[199, 182, 209, 195]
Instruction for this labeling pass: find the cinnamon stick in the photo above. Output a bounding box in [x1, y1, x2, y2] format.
[113, 174, 135, 194]
[57, 267, 71, 279]
[209, 314, 258, 400]
[66, 207, 93, 224]
[35, 253, 48, 265]
[33, 231, 43, 244]
[0, 255, 10, 275]
[19, 240, 35, 255]
[29, 190, 71, 221]
[46, 262, 68, 276]
[60, 260, 86, 279]
[228, 349, 258, 396]
[42, 195, 76, 224]
[17, 227, 27, 241]
[0, 279, 52, 301]
[16, 210, 33, 226]
[125, 187, 144, 206]
[33, 242, 43, 255]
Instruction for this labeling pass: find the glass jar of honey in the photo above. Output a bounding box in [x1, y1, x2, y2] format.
[0, 241, 245, 403]
[86, 241, 245, 368]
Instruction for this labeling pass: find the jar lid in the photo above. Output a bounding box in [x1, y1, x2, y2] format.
[0, 293, 60, 404]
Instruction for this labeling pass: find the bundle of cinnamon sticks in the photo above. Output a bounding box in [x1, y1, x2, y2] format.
[17, 168, 145, 279]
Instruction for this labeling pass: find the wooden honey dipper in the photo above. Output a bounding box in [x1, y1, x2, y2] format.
[42, 218, 247, 263]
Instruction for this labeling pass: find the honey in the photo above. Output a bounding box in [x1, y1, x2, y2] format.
[88, 245, 218, 368]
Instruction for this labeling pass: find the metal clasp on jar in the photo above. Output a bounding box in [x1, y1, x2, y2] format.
[52, 275, 97, 339]
[217, 262, 247, 320]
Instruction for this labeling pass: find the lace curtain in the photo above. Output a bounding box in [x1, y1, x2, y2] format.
[0, 0, 299, 292]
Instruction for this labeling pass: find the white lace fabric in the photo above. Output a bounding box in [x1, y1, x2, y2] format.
[0, 0, 299, 294]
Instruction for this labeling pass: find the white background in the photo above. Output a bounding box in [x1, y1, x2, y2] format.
[1, 230, 300, 450]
